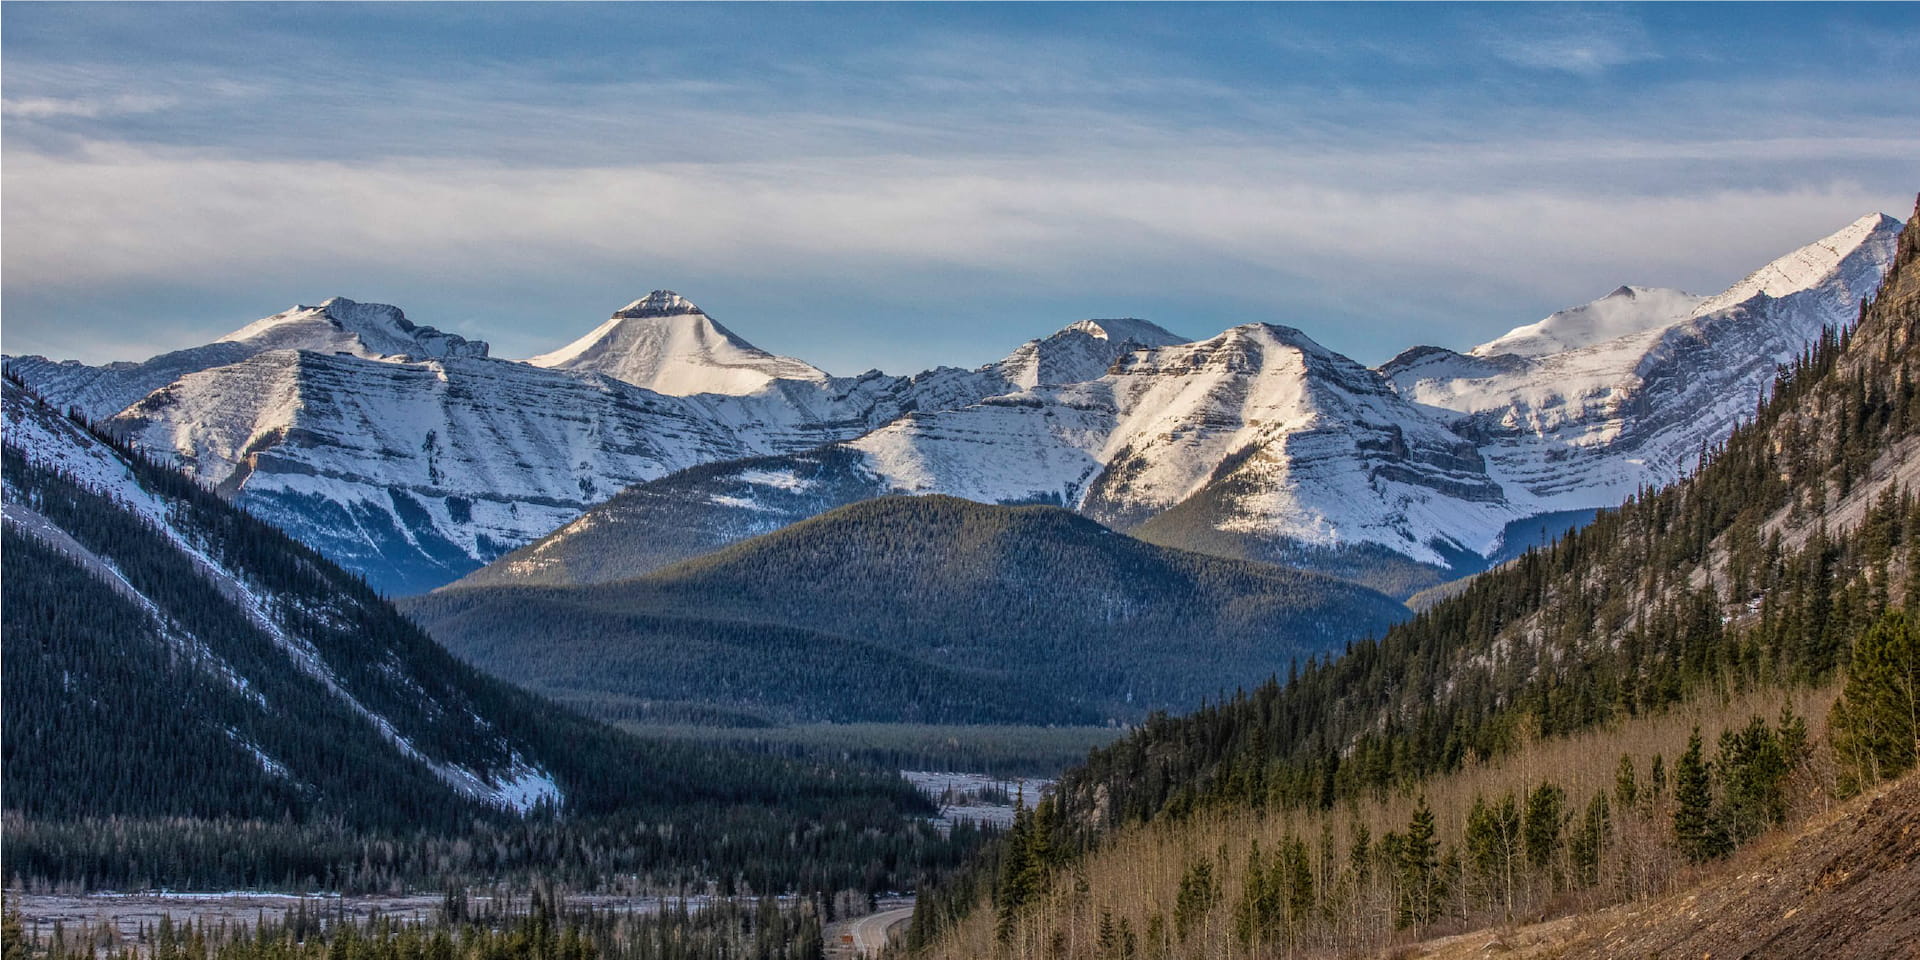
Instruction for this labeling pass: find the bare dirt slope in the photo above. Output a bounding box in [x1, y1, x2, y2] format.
[1407, 772, 1920, 960]
[1567, 774, 1920, 959]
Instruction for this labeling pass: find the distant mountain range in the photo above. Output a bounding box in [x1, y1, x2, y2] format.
[7, 213, 1900, 596]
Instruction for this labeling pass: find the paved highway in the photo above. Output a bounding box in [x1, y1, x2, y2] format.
[827, 904, 915, 958]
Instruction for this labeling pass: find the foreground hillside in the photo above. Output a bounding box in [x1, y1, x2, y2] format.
[1407, 770, 1919, 960]
[906, 198, 1920, 957]
[0, 376, 965, 893]
[406, 496, 1409, 725]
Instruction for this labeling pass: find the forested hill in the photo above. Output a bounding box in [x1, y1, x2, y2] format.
[906, 197, 1920, 956]
[405, 495, 1410, 725]
[1, 375, 946, 890]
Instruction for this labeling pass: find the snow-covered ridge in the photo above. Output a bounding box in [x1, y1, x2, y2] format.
[219, 296, 491, 361]
[994, 317, 1190, 390]
[1384, 209, 1903, 517]
[1692, 212, 1899, 317]
[844, 321, 1514, 566]
[1472, 286, 1705, 359]
[2, 297, 487, 423]
[2, 381, 559, 814]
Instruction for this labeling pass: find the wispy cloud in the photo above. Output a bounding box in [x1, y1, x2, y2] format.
[2, 92, 178, 119]
[1476, 7, 1658, 76]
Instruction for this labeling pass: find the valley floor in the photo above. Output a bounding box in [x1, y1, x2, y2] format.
[1391, 771, 1920, 960]
[4, 891, 694, 948]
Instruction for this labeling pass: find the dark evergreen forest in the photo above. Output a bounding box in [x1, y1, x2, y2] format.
[0, 379, 978, 895]
[406, 496, 1410, 726]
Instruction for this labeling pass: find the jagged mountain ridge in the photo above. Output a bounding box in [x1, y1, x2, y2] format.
[1385, 212, 1901, 514]
[12, 294, 1183, 593]
[9, 214, 1903, 596]
[3, 297, 489, 423]
[852, 322, 1513, 560]
[466, 213, 1899, 597]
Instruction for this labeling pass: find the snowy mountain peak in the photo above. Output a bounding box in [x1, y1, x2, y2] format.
[216, 297, 491, 360]
[1231, 322, 1341, 357]
[1472, 285, 1705, 359]
[528, 294, 827, 396]
[612, 290, 705, 319]
[993, 317, 1192, 389]
[1063, 318, 1187, 347]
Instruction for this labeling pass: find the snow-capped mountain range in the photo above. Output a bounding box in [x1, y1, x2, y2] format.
[6, 212, 1902, 595]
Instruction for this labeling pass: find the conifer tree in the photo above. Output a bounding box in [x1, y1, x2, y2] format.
[1613, 754, 1638, 812]
[1522, 782, 1565, 874]
[1396, 797, 1441, 928]
[1830, 609, 1920, 792]
[1673, 730, 1727, 863]
[995, 800, 1036, 942]
[1464, 793, 1521, 919]
[1172, 856, 1218, 942]
[1569, 793, 1609, 888]
[1717, 716, 1789, 843]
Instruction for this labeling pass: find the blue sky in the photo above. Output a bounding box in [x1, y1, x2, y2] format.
[3, 3, 1915, 373]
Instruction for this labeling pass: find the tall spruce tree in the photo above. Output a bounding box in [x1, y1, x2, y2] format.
[1830, 609, 1920, 792]
[1673, 729, 1728, 863]
[1397, 797, 1441, 928]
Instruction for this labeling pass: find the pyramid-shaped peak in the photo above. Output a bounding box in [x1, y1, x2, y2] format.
[531, 294, 824, 395]
[613, 291, 705, 319]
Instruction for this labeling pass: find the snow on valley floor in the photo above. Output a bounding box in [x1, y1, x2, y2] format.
[6, 891, 701, 949]
[903, 770, 1054, 833]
